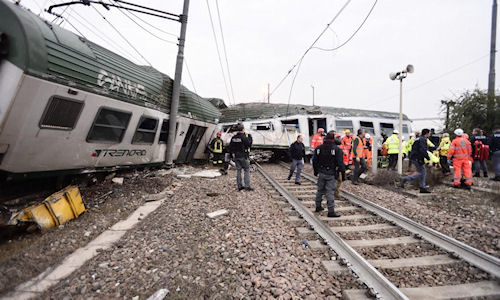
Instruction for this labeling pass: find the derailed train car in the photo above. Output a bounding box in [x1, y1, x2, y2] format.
[219, 103, 412, 155]
[0, 1, 221, 181]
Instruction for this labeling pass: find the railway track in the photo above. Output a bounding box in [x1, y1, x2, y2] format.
[256, 162, 500, 300]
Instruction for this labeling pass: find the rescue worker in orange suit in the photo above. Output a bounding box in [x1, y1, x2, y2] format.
[341, 130, 353, 166]
[334, 133, 343, 198]
[470, 128, 489, 177]
[209, 132, 224, 166]
[310, 128, 325, 164]
[363, 133, 373, 167]
[351, 129, 367, 185]
[448, 129, 473, 189]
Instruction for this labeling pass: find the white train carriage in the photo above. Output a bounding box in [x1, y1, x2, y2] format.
[219, 103, 412, 154]
[0, 1, 221, 181]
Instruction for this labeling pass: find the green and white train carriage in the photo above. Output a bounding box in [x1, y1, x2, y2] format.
[0, 0, 221, 181]
[219, 103, 412, 155]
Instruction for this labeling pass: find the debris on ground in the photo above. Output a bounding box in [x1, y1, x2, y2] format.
[8, 186, 86, 230]
[112, 177, 124, 185]
[146, 288, 169, 300]
[206, 209, 228, 219]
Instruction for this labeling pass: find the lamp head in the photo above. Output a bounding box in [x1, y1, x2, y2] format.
[406, 64, 414, 73]
[389, 72, 398, 80]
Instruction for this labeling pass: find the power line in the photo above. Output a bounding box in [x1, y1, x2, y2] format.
[205, 0, 233, 105]
[215, 0, 236, 104]
[117, 4, 178, 38]
[366, 53, 492, 109]
[91, 4, 152, 66]
[311, 0, 377, 52]
[270, 0, 352, 98]
[110, 0, 178, 45]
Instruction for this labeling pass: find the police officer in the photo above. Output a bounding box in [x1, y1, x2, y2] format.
[490, 127, 500, 181]
[429, 128, 440, 152]
[313, 131, 345, 218]
[228, 124, 253, 191]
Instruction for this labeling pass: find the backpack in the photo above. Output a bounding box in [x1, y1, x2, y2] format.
[473, 141, 483, 160]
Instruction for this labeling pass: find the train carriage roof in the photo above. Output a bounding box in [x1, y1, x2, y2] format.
[220, 103, 410, 123]
[0, 0, 221, 123]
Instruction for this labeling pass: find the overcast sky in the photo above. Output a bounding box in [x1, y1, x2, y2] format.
[21, 0, 498, 123]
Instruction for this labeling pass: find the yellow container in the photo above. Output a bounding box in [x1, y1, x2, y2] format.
[9, 186, 86, 229]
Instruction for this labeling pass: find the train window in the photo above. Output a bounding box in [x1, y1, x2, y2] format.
[360, 121, 375, 134]
[87, 108, 131, 143]
[380, 123, 394, 136]
[402, 124, 409, 133]
[40, 96, 83, 130]
[132, 117, 158, 144]
[159, 119, 178, 143]
[335, 120, 353, 132]
[251, 122, 273, 131]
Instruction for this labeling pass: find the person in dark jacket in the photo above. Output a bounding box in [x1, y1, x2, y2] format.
[470, 128, 489, 177]
[313, 131, 346, 218]
[351, 129, 366, 185]
[288, 135, 306, 184]
[228, 124, 253, 191]
[400, 128, 432, 193]
[428, 128, 440, 152]
[490, 127, 500, 181]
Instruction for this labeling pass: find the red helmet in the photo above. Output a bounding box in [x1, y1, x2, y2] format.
[217, 132, 222, 137]
[318, 128, 325, 133]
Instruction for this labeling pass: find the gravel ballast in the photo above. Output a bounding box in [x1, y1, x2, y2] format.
[40, 169, 363, 299]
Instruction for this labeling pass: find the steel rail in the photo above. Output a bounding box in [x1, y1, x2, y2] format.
[255, 162, 409, 300]
[283, 162, 500, 278]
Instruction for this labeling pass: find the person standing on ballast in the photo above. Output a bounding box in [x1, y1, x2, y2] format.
[313, 131, 345, 218]
[229, 124, 253, 191]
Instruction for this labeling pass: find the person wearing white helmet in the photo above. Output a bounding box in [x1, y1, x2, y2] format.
[363, 133, 373, 167]
[448, 128, 473, 189]
[383, 130, 400, 170]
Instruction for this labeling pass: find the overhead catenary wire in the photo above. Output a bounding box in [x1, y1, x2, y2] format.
[206, 0, 233, 105]
[311, 0, 378, 52]
[117, 4, 179, 38]
[366, 52, 493, 109]
[91, 4, 152, 66]
[215, 0, 236, 104]
[110, 0, 178, 45]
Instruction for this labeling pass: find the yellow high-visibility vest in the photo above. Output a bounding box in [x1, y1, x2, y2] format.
[213, 140, 223, 153]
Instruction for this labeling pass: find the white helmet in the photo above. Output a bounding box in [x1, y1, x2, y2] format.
[454, 128, 464, 136]
[365, 133, 371, 139]
[393, 129, 399, 134]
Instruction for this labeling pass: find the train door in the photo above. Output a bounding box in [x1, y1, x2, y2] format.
[176, 124, 207, 163]
[308, 118, 326, 136]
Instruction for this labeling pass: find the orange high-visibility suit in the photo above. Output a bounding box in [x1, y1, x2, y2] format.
[310, 133, 324, 151]
[363, 137, 373, 167]
[447, 136, 473, 186]
[341, 135, 353, 165]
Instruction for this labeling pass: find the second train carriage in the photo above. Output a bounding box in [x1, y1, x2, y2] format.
[219, 103, 412, 155]
[0, 0, 221, 181]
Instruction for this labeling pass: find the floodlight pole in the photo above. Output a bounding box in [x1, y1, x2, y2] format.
[397, 78, 403, 175]
[165, 0, 190, 167]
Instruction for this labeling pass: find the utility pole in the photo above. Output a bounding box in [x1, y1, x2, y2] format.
[267, 83, 270, 103]
[311, 85, 315, 106]
[165, 0, 190, 167]
[441, 100, 454, 132]
[488, 0, 497, 97]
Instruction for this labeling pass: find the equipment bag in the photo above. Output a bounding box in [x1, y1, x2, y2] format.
[479, 144, 490, 160]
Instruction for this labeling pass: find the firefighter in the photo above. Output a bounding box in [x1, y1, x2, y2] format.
[334, 133, 343, 199]
[383, 130, 400, 170]
[209, 132, 224, 166]
[364, 133, 373, 167]
[437, 133, 451, 175]
[341, 130, 353, 166]
[447, 129, 473, 189]
[471, 128, 489, 177]
[429, 128, 440, 152]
